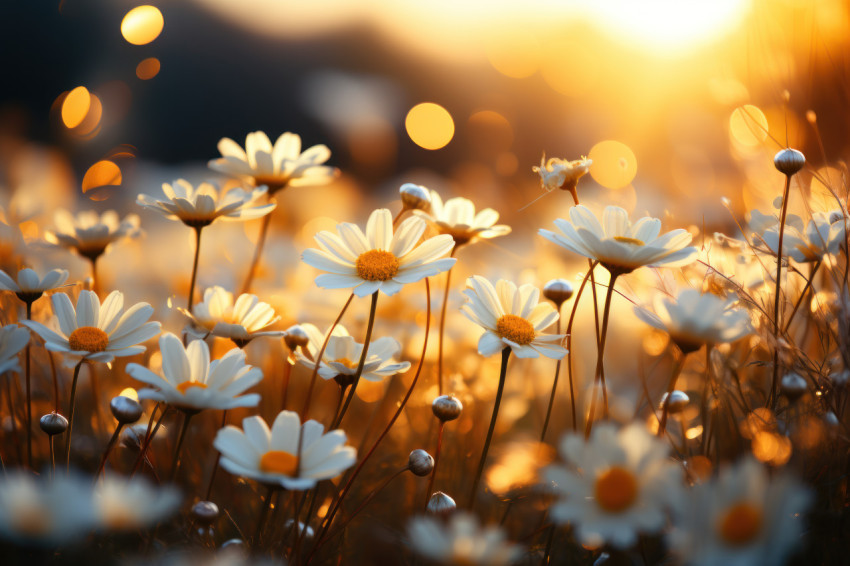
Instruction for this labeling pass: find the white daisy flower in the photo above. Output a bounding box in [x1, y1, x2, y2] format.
[758, 211, 847, 263]
[543, 422, 683, 549]
[126, 333, 263, 412]
[539, 205, 698, 274]
[0, 267, 69, 302]
[415, 189, 511, 247]
[296, 323, 411, 384]
[44, 209, 140, 261]
[95, 476, 181, 532]
[460, 275, 566, 359]
[213, 410, 356, 491]
[668, 457, 812, 566]
[634, 289, 753, 353]
[0, 324, 30, 374]
[533, 155, 592, 192]
[0, 472, 96, 545]
[179, 286, 284, 346]
[407, 512, 522, 565]
[301, 208, 456, 297]
[208, 131, 337, 194]
[21, 290, 160, 365]
[137, 179, 276, 228]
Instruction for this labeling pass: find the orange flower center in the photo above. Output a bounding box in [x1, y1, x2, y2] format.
[594, 466, 638, 512]
[335, 357, 359, 369]
[356, 249, 400, 281]
[613, 236, 645, 246]
[718, 502, 763, 546]
[176, 381, 207, 395]
[259, 450, 298, 476]
[68, 326, 109, 352]
[495, 314, 536, 346]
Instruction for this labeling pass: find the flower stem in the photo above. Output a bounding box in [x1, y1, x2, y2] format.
[424, 422, 445, 507]
[48, 436, 55, 480]
[770, 174, 792, 406]
[657, 349, 687, 437]
[65, 361, 84, 473]
[468, 346, 511, 510]
[585, 272, 619, 439]
[187, 226, 203, 312]
[437, 254, 456, 396]
[565, 263, 597, 432]
[253, 485, 275, 550]
[241, 212, 273, 295]
[24, 300, 33, 470]
[170, 412, 194, 482]
[89, 256, 100, 297]
[95, 423, 124, 478]
[325, 466, 409, 543]
[302, 294, 354, 420]
[783, 259, 821, 334]
[540, 316, 563, 444]
[204, 409, 228, 500]
[331, 291, 379, 430]
[130, 403, 169, 477]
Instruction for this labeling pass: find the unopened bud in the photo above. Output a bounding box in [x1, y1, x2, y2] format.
[408, 449, 434, 477]
[283, 325, 310, 351]
[773, 148, 805, 176]
[426, 491, 456, 516]
[110, 396, 143, 424]
[399, 183, 432, 212]
[543, 279, 574, 306]
[780, 372, 807, 401]
[40, 412, 68, 436]
[660, 390, 690, 414]
[191, 501, 220, 526]
[432, 395, 463, 422]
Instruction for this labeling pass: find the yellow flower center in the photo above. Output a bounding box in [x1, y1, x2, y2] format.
[594, 466, 638, 512]
[176, 381, 207, 395]
[335, 357, 359, 369]
[259, 450, 298, 476]
[613, 236, 645, 246]
[495, 314, 536, 345]
[355, 249, 400, 281]
[68, 326, 109, 352]
[718, 502, 763, 546]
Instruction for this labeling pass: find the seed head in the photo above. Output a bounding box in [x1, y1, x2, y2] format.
[110, 395, 143, 424]
[426, 491, 457, 516]
[543, 278, 574, 306]
[773, 148, 805, 176]
[399, 183, 432, 212]
[660, 390, 690, 414]
[432, 395, 463, 422]
[780, 372, 807, 401]
[40, 412, 68, 436]
[191, 501, 220, 525]
[408, 449, 434, 477]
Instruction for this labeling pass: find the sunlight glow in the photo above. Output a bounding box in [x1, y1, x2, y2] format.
[405, 103, 454, 150]
[121, 6, 164, 46]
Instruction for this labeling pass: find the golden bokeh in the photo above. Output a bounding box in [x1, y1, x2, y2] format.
[61, 86, 91, 129]
[588, 140, 638, 189]
[405, 102, 454, 150]
[121, 5, 164, 46]
[118, 387, 139, 402]
[82, 160, 122, 201]
[136, 57, 161, 80]
[486, 30, 540, 78]
[729, 104, 768, 146]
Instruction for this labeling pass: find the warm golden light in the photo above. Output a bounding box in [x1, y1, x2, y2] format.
[729, 105, 768, 147]
[588, 140, 637, 189]
[82, 160, 122, 201]
[61, 86, 91, 129]
[486, 30, 540, 78]
[121, 6, 164, 46]
[136, 57, 161, 80]
[118, 388, 139, 402]
[405, 103, 454, 150]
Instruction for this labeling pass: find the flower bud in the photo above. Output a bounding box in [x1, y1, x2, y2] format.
[110, 395, 143, 424]
[399, 183, 432, 212]
[773, 148, 805, 176]
[426, 491, 456, 516]
[543, 279, 574, 306]
[780, 372, 807, 401]
[40, 412, 68, 436]
[284, 519, 314, 539]
[283, 325, 310, 351]
[659, 390, 689, 414]
[191, 501, 220, 526]
[408, 449, 434, 477]
[432, 395, 463, 422]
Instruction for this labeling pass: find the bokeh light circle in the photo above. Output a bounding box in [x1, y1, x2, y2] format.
[729, 105, 768, 146]
[136, 57, 161, 80]
[121, 6, 164, 46]
[61, 86, 91, 129]
[405, 103, 454, 150]
[588, 140, 638, 189]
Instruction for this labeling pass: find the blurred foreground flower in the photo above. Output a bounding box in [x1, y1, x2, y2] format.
[543, 422, 683, 549]
[43, 209, 140, 262]
[0, 267, 68, 302]
[461, 275, 566, 359]
[95, 476, 181, 532]
[759, 211, 847, 264]
[407, 512, 521, 565]
[302, 208, 456, 297]
[137, 179, 275, 227]
[180, 286, 284, 346]
[0, 323, 30, 374]
[668, 457, 812, 566]
[214, 410, 356, 490]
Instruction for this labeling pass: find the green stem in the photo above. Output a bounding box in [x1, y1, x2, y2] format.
[468, 347, 510, 510]
[65, 361, 84, 473]
[187, 226, 203, 311]
[585, 272, 619, 439]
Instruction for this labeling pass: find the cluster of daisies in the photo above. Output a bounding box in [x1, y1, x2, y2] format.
[0, 132, 844, 566]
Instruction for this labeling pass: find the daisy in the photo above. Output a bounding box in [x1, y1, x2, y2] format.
[296, 323, 411, 385]
[301, 208, 456, 297]
[759, 211, 847, 263]
[668, 457, 812, 566]
[533, 154, 592, 193]
[0, 267, 69, 303]
[539, 205, 698, 275]
[407, 512, 521, 565]
[460, 275, 566, 359]
[126, 333, 263, 412]
[180, 286, 284, 347]
[416, 189, 511, 247]
[44, 209, 140, 262]
[94, 476, 181, 532]
[137, 179, 275, 228]
[0, 324, 29, 374]
[21, 290, 160, 365]
[213, 410, 356, 490]
[208, 131, 337, 194]
[543, 422, 683, 549]
[634, 289, 753, 354]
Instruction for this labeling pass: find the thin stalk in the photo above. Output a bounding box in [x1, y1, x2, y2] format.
[286, 491, 308, 561]
[48, 436, 55, 479]
[331, 291, 379, 429]
[253, 485, 275, 549]
[437, 256, 456, 396]
[48, 351, 59, 412]
[584, 272, 619, 439]
[241, 212, 273, 295]
[187, 226, 203, 311]
[565, 264, 597, 432]
[657, 349, 687, 437]
[95, 423, 124, 478]
[130, 404, 169, 476]
[281, 361, 292, 411]
[24, 300, 33, 470]
[325, 466, 409, 543]
[65, 361, 84, 472]
[89, 256, 100, 297]
[204, 409, 228, 500]
[542, 525, 556, 565]
[783, 260, 821, 334]
[468, 347, 511, 510]
[424, 423, 445, 507]
[170, 412, 194, 482]
[302, 294, 355, 419]
[770, 174, 792, 405]
[540, 317, 563, 444]
[331, 384, 348, 428]
[5, 373, 20, 463]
